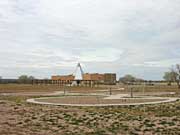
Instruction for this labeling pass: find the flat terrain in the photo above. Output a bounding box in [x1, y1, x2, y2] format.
[0, 84, 103, 93]
[35, 96, 167, 105]
[0, 84, 180, 135]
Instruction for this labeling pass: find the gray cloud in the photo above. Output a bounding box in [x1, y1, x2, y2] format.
[0, 0, 180, 79]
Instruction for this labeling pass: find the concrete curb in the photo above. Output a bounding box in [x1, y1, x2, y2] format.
[26, 96, 179, 107]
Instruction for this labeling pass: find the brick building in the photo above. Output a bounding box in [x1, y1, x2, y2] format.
[52, 73, 116, 85]
[83, 73, 116, 84]
[104, 73, 116, 84]
[83, 73, 104, 82]
[51, 75, 75, 81]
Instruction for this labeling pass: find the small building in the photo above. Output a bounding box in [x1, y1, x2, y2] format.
[83, 73, 104, 82]
[51, 75, 75, 82]
[83, 73, 116, 84]
[104, 73, 116, 85]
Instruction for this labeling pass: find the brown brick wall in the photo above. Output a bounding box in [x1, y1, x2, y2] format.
[51, 75, 75, 81]
[83, 73, 104, 81]
[104, 73, 116, 84]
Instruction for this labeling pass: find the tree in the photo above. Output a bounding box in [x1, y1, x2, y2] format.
[171, 64, 180, 89]
[29, 76, 35, 80]
[163, 72, 175, 85]
[119, 74, 136, 84]
[18, 75, 35, 84]
[0, 76, 2, 84]
[18, 75, 28, 83]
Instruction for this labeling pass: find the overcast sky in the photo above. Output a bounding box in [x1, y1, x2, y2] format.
[0, 0, 180, 80]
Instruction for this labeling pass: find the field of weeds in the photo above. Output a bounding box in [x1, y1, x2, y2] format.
[0, 84, 180, 135]
[0, 95, 180, 135]
[0, 84, 104, 93]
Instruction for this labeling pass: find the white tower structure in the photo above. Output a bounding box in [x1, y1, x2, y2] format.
[73, 63, 84, 80]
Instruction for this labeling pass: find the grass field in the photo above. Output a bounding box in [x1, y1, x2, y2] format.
[0, 84, 105, 93]
[0, 84, 180, 135]
[0, 83, 179, 93]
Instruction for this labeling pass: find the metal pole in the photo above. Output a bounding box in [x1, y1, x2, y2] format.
[130, 87, 133, 98]
[64, 86, 66, 95]
[109, 88, 112, 95]
[143, 82, 145, 96]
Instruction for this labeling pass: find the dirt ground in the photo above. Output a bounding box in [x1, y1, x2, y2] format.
[0, 84, 180, 135]
[0, 96, 180, 135]
[0, 84, 104, 93]
[35, 96, 166, 105]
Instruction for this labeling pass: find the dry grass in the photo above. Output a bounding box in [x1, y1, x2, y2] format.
[0, 84, 180, 134]
[0, 83, 179, 93]
[0, 84, 104, 93]
[0, 96, 180, 135]
[123, 84, 179, 93]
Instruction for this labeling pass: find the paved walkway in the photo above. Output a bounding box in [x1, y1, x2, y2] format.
[26, 94, 179, 107]
[104, 94, 129, 99]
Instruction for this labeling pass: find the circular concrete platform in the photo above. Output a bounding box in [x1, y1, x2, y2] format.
[27, 94, 179, 107]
